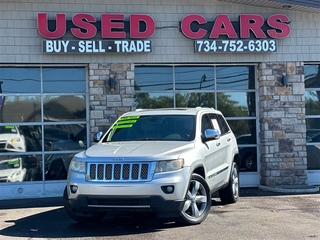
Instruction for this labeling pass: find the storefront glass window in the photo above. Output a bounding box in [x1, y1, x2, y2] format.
[305, 90, 320, 115]
[305, 64, 320, 170]
[228, 119, 257, 172]
[1, 96, 41, 123]
[135, 66, 173, 91]
[217, 92, 256, 117]
[176, 92, 215, 108]
[43, 95, 86, 121]
[44, 153, 75, 181]
[0, 67, 41, 93]
[135, 92, 174, 108]
[175, 66, 215, 90]
[44, 124, 86, 151]
[228, 119, 257, 144]
[21, 125, 42, 151]
[135, 65, 258, 172]
[0, 66, 87, 183]
[43, 67, 86, 93]
[0, 154, 42, 182]
[216, 66, 255, 90]
[306, 118, 320, 170]
[305, 65, 320, 88]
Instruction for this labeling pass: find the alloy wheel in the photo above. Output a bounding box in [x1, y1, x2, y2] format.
[182, 179, 208, 220]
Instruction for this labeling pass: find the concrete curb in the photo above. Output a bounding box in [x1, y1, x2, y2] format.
[259, 185, 320, 194]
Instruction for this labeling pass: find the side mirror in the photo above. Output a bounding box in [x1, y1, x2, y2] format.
[203, 129, 220, 142]
[93, 131, 104, 142]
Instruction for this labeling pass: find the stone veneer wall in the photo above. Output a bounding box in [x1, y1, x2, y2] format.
[88, 63, 135, 144]
[258, 62, 308, 186]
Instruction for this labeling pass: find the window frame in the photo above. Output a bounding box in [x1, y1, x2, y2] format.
[0, 64, 89, 182]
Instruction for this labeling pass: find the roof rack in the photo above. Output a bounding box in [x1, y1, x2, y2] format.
[195, 106, 215, 110]
[134, 107, 215, 112]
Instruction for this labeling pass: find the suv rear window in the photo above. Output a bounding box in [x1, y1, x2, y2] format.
[103, 115, 196, 142]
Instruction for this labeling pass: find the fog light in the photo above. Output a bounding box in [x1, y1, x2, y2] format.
[70, 185, 78, 194]
[161, 185, 174, 194]
[167, 186, 174, 193]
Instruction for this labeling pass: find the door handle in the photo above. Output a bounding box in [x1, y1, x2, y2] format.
[227, 138, 231, 142]
[216, 142, 221, 147]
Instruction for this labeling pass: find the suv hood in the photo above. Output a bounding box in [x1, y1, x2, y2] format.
[82, 141, 195, 160]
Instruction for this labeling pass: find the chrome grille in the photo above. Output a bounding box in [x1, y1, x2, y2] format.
[87, 162, 153, 182]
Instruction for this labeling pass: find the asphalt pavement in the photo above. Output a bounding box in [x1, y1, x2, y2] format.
[0, 188, 319, 240]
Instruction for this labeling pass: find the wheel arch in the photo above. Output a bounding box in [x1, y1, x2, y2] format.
[233, 153, 240, 168]
[192, 165, 206, 179]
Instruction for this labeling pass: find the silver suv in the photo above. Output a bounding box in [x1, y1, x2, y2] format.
[63, 108, 240, 225]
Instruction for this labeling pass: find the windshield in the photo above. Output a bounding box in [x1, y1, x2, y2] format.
[103, 114, 195, 142]
[0, 126, 18, 134]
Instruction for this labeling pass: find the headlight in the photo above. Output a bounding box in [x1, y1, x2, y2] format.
[155, 159, 184, 173]
[10, 138, 21, 143]
[70, 159, 86, 173]
[10, 171, 21, 177]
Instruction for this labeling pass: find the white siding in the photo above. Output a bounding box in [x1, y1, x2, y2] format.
[0, 0, 319, 64]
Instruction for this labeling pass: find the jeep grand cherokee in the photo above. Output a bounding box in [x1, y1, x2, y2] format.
[63, 108, 240, 225]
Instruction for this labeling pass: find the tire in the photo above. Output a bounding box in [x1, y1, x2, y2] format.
[244, 153, 256, 171]
[178, 173, 211, 225]
[219, 162, 239, 204]
[63, 187, 106, 223]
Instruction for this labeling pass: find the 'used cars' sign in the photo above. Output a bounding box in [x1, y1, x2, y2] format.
[37, 13, 290, 54]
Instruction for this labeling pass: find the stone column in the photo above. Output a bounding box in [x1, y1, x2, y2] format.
[258, 62, 307, 186]
[88, 63, 135, 145]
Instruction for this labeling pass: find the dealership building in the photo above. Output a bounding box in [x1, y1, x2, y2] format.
[0, 0, 320, 200]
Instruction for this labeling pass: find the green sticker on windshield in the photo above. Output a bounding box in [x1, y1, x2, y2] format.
[8, 159, 19, 165]
[120, 116, 140, 120]
[111, 116, 140, 129]
[116, 120, 137, 125]
[5, 126, 14, 129]
[112, 124, 133, 129]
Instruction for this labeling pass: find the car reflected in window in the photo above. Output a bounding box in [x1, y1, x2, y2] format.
[236, 134, 257, 172]
[51, 127, 87, 151]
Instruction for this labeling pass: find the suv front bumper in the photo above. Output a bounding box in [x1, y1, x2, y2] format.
[68, 194, 185, 218]
[67, 167, 190, 217]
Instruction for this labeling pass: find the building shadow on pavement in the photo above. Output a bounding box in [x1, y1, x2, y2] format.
[0, 196, 230, 238]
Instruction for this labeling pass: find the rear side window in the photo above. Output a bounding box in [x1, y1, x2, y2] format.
[216, 114, 230, 135]
[208, 114, 221, 134]
[208, 113, 230, 135]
